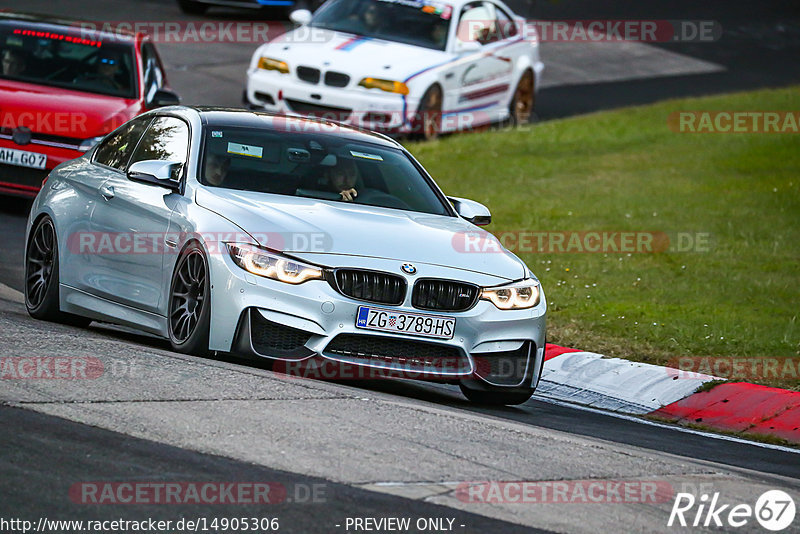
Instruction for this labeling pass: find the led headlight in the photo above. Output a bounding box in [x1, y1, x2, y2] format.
[258, 57, 289, 74]
[358, 77, 409, 95]
[481, 278, 541, 310]
[227, 243, 323, 284]
[78, 136, 105, 152]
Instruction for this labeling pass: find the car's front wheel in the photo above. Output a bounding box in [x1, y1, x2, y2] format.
[459, 382, 535, 406]
[177, 0, 208, 15]
[168, 242, 211, 356]
[25, 217, 91, 326]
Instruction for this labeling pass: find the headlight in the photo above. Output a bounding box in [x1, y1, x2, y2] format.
[258, 56, 289, 74]
[226, 243, 323, 284]
[358, 77, 409, 95]
[78, 136, 105, 152]
[481, 279, 541, 310]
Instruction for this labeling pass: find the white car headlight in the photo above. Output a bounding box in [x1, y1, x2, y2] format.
[358, 77, 409, 95]
[227, 243, 323, 284]
[257, 56, 289, 74]
[481, 278, 541, 310]
[78, 136, 105, 152]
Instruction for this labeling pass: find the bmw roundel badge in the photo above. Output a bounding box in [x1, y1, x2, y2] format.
[401, 263, 417, 275]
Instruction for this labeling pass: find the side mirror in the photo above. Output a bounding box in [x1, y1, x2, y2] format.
[149, 89, 180, 108]
[455, 40, 481, 54]
[449, 196, 491, 226]
[290, 9, 312, 26]
[128, 160, 182, 191]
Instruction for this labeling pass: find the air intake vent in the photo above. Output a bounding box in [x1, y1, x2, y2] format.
[324, 71, 350, 87]
[332, 269, 406, 305]
[296, 66, 321, 84]
[412, 279, 479, 312]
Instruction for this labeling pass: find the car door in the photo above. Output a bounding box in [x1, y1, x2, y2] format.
[89, 115, 190, 314]
[448, 1, 518, 120]
[61, 116, 153, 295]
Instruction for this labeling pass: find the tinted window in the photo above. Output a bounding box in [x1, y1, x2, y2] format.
[312, 0, 453, 51]
[493, 5, 518, 38]
[93, 117, 152, 171]
[457, 2, 500, 45]
[200, 126, 450, 216]
[142, 42, 165, 103]
[129, 117, 190, 170]
[0, 21, 137, 98]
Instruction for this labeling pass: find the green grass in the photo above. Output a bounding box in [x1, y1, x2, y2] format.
[407, 87, 800, 389]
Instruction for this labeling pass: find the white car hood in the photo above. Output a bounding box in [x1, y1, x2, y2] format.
[264, 28, 451, 82]
[197, 187, 524, 281]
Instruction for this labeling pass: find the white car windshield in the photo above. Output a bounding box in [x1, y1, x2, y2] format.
[311, 0, 453, 51]
[200, 125, 451, 216]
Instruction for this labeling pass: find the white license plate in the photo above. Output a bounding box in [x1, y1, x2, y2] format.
[0, 147, 47, 170]
[356, 306, 455, 340]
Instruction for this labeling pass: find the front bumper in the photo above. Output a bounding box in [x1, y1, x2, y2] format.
[0, 138, 83, 197]
[246, 68, 418, 134]
[208, 249, 546, 389]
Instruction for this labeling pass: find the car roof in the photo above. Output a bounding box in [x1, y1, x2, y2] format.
[189, 107, 403, 149]
[0, 12, 140, 43]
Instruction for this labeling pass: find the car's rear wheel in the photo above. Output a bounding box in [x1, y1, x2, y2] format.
[25, 217, 91, 326]
[177, 0, 208, 15]
[168, 243, 211, 356]
[459, 382, 535, 406]
[509, 70, 535, 126]
[412, 85, 443, 141]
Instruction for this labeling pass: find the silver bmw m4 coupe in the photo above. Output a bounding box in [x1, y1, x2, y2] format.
[24, 107, 546, 405]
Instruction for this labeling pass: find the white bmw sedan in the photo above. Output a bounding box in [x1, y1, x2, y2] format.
[24, 107, 546, 404]
[245, 0, 543, 140]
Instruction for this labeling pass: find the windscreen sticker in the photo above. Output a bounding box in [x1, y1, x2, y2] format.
[211, 130, 223, 138]
[227, 142, 263, 158]
[350, 150, 384, 161]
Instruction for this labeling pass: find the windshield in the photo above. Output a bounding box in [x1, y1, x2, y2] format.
[311, 0, 453, 51]
[0, 22, 137, 98]
[200, 125, 451, 216]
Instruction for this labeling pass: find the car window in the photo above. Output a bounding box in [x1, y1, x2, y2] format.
[492, 4, 518, 39]
[312, 0, 453, 52]
[129, 117, 190, 173]
[0, 21, 137, 98]
[93, 117, 153, 171]
[141, 42, 166, 104]
[200, 126, 450, 216]
[457, 2, 500, 45]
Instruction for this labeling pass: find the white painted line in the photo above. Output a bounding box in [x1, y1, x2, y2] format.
[536, 395, 800, 454]
[0, 282, 23, 304]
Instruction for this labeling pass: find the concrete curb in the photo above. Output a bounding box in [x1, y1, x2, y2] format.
[541, 344, 800, 445]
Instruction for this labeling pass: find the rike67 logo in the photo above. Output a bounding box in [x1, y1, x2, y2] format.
[668, 490, 796, 531]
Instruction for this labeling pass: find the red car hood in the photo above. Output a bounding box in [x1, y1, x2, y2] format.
[0, 79, 141, 139]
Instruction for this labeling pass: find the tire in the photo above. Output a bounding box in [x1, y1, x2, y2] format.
[177, 0, 208, 15]
[509, 70, 535, 127]
[25, 217, 91, 327]
[168, 242, 211, 356]
[459, 382, 534, 406]
[412, 85, 443, 141]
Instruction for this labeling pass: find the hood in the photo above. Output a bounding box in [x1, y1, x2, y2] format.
[196, 187, 525, 281]
[264, 28, 451, 82]
[0, 79, 140, 139]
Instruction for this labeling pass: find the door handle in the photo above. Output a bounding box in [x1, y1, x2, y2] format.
[100, 185, 115, 200]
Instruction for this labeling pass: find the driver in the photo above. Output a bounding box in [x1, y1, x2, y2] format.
[204, 153, 231, 186]
[325, 158, 359, 202]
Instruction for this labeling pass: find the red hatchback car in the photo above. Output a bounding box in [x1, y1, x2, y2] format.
[0, 13, 180, 198]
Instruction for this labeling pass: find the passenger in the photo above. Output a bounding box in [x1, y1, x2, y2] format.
[1, 49, 26, 77]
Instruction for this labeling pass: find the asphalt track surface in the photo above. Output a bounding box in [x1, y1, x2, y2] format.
[1, 1, 799, 533]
